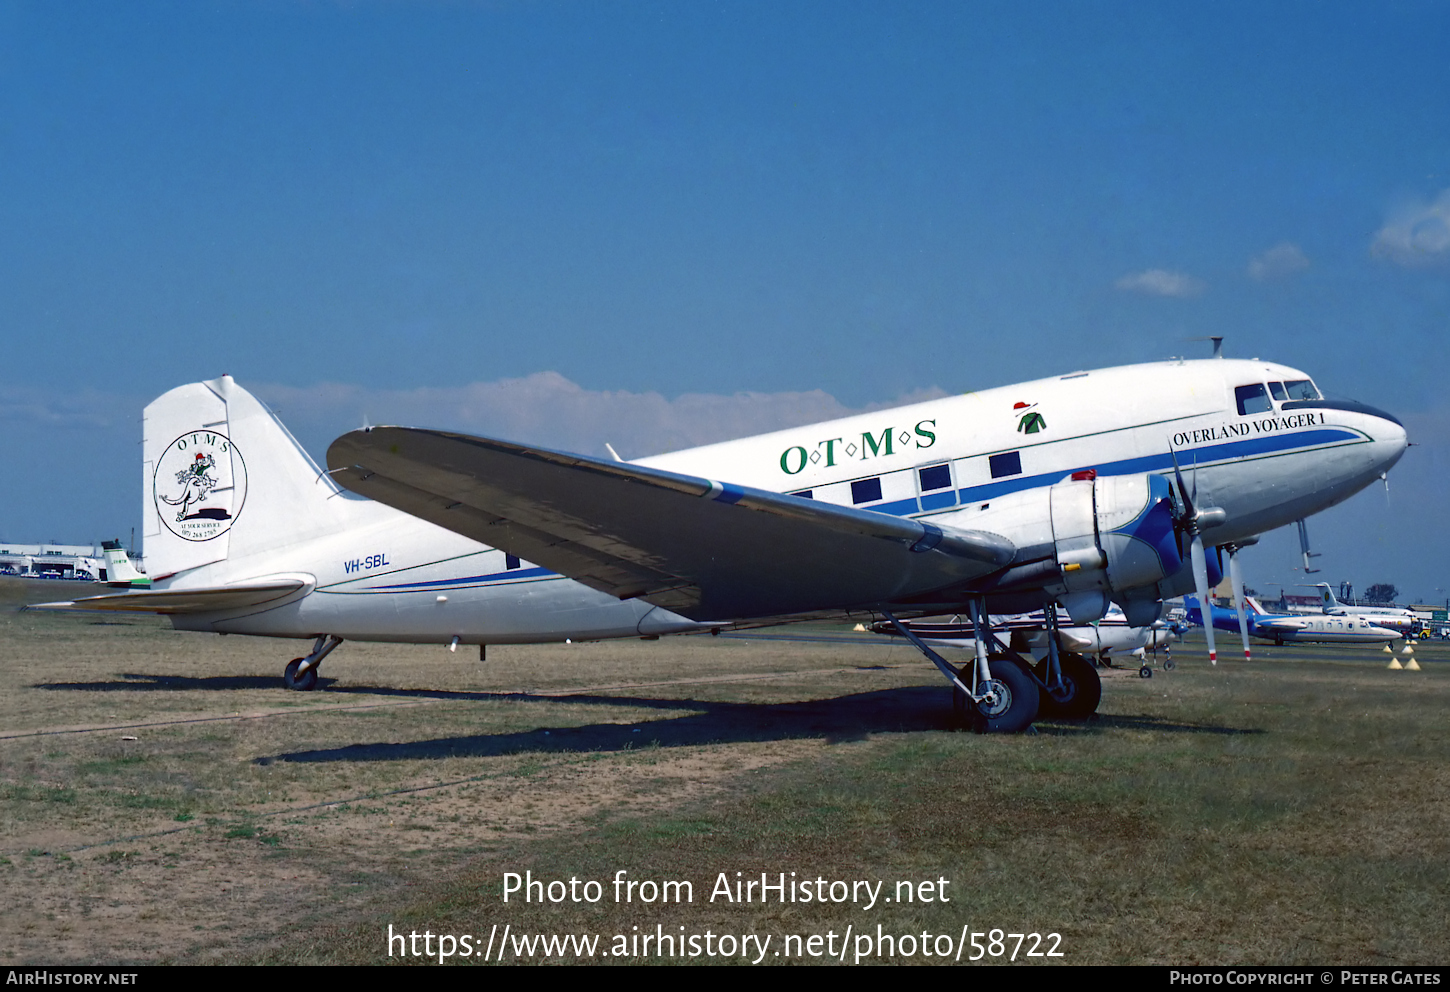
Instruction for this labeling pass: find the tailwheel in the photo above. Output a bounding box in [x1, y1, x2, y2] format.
[284, 658, 319, 691]
[1038, 651, 1101, 719]
[970, 655, 1040, 735]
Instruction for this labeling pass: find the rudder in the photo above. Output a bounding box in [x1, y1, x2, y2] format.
[143, 375, 354, 581]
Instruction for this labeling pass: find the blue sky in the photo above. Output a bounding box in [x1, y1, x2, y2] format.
[2, 1, 1447, 603]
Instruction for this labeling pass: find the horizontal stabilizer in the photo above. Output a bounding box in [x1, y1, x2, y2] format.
[30, 579, 307, 615]
[327, 427, 1016, 622]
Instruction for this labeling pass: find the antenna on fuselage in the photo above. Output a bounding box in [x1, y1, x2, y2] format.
[1186, 336, 1225, 358]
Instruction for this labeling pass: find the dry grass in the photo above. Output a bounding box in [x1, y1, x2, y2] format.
[1, 586, 1446, 964]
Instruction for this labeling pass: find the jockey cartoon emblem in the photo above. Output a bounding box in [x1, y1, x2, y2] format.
[1014, 401, 1046, 434]
[153, 431, 248, 541]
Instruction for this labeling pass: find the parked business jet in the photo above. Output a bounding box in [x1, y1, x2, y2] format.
[1185, 596, 1401, 646]
[37, 358, 1407, 733]
[1309, 583, 1421, 637]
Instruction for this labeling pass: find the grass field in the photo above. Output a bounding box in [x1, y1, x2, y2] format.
[1, 583, 1446, 965]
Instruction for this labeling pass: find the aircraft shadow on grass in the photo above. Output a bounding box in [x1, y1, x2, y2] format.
[33, 675, 1259, 760]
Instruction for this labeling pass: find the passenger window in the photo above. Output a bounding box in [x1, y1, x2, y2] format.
[1268, 381, 1287, 401]
[1283, 379, 1320, 400]
[918, 464, 952, 492]
[989, 451, 1022, 479]
[851, 478, 883, 504]
[1235, 384, 1273, 415]
[505, 554, 521, 570]
[790, 490, 814, 499]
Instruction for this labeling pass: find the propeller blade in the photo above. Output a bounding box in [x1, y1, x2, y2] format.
[1190, 534, 1217, 664]
[1168, 445, 1196, 521]
[1226, 545, 1251, 662]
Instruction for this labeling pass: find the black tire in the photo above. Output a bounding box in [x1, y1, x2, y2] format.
[1164, 656, 1176, 671]
[1138, 665, 1153, 679]
[1039, 652, 1101, 719]
[284, 658, 318, 691]
[971, 656, 1040, 734]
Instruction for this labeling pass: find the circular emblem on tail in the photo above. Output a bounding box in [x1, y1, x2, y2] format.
[153, 431, 249, 542]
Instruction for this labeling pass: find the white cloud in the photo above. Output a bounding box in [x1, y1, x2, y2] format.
[1371, 189, 1450, 266]
[254, 372, 948, 461]
[1247, 242, 1310, 281]
[1114, 269, 1206, 297]
[0, 388, 131, 429]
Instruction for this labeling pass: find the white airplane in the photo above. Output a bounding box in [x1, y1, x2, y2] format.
[1308, 583, 1421, 637]
[1186, 595, 1402, 646]
[37, 358, 1408, 733]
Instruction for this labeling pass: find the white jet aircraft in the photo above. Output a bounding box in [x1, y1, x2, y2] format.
[1186, 595, 1402, 646]
[38, 358, 1408, 733]
[1308, 583, 1421, 637]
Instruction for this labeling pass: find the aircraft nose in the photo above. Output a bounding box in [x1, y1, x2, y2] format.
[1327, 397, 1409, 468]
[1369, 407, 1409, 469]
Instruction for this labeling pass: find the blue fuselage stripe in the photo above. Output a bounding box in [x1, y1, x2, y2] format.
[943, 429, 1359, 515]
[365, 566, 556, 590]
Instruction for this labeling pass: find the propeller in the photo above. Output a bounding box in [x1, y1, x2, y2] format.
[1168, 447, 1227, 665]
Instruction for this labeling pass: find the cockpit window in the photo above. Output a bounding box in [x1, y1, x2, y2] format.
[1283, 379, 1320, 401]
[1235, 384, 1273, 416]
[1267, 381, 1288, 402]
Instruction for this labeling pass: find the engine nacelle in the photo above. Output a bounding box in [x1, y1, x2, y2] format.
[962, 473, 1183, 623]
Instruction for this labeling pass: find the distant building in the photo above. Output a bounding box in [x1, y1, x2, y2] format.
[0, 541, 144, 582]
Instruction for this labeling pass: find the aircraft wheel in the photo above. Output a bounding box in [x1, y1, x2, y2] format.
[1138, 665, 1153, 679]
[1164, 657, 1176, 671]
[1040, 652, 1101, 719]
[971, 657, 1039, 734]
[284, 658, 319, 691]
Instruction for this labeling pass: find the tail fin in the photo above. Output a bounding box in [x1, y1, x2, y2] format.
[1183, 596, 1204, 626]
[143, 375, 354, 581]
[1315, 583, 1338, 610]
[1245, 596, 1266, 616]
[100, 540, 148, 587]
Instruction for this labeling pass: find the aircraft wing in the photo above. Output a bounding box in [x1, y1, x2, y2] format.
[29, 580, 308, 615]
[1250, 616, 1309, 632]
[327, 427, 1016, 622]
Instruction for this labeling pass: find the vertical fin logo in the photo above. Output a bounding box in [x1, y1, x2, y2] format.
[153, 431, 248, 541]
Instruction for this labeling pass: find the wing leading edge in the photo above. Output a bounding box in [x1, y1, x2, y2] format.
[327, 427, 1015, 622]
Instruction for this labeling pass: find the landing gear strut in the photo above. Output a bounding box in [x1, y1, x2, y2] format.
[883, 602, 1039, 734]
[284, 635, 342, 691]
[1033, 607, 1102, 719]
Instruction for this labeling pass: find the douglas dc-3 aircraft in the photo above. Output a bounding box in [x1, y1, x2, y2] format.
[39, 357, 1407, 732]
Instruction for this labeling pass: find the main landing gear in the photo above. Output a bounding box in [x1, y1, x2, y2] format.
[1036, 650, 1102, 718]
[883, 602, 1103, 733]
[284, 634, 343, 691]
